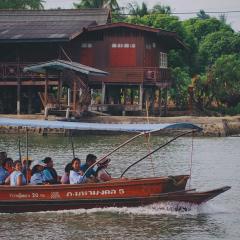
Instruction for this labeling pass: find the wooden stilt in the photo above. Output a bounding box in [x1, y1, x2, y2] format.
[101, 82, 105, 104]
[139, 84, 143, 111]
[73, 80, 77, 111]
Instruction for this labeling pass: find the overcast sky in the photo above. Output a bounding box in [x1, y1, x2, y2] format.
[44, 0, 240, 31]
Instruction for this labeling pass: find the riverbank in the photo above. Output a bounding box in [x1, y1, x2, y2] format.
[0, 114, 240, 136]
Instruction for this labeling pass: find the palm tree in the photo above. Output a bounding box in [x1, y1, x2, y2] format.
[74, 0, 119, 10]
[127, 2, 148, 17]
[197, 10, 210, 19]
[151, 4, 171, 14]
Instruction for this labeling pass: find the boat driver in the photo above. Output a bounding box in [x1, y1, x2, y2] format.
[80, 154, 97, 180]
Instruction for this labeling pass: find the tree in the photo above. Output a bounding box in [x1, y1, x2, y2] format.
[199, 30, 240, 68]
[127, 2, 148, 17]
[211, 54, 240, 107]
[151, 4, 171, 14]
[0, 0, 44, 9]
[74, 0, 119, 10]
[197, 9, 210, 19]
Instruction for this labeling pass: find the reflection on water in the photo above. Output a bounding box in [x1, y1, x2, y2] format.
[0, 134, 239, 240]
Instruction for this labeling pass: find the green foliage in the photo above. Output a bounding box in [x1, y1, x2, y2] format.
[127, 2, 148, 17]
[170, 67, 191, 108]
[0, 0, 44, 9]
[183, 17, 232, 44]
[74, 0, 119, 10]
[211, 54, 240, 107]
[199, 30, 240, 69]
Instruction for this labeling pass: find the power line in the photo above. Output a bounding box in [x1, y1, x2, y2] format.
[113, 10, 240, 15]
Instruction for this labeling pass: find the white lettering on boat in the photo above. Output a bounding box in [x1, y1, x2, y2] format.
[66, 189, 125, 198]
[9, 193, 31, 199]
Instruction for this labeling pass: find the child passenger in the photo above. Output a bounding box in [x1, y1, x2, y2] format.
[69, 158, 86, 184]
[61, 162, 72, 184]
[5, 160, 26, 186]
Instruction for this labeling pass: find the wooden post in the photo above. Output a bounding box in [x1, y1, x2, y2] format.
[17, 75, 21, 115]
[73, 80, 77, 111]
[158, 88, 162, 116]
[139, 84, 143, 111]
[101, 82, 105, 104]
[163, 88, 168, 116]
[44, 72, 48, 106]
[27, 88, 32, 114]
[57, 73, 62, 109]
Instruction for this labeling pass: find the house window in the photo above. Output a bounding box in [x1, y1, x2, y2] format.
[159, 52, 168, 68]
[81, 43, 92, 48]
[110, 42, 136, 67]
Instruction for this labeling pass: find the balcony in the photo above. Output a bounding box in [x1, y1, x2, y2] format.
[89, 67, 171, 87]
[0, 62, 58, 85]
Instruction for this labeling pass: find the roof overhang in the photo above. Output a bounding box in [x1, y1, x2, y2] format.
[23, 60, 109, 77]
[88, 22, 186, 49]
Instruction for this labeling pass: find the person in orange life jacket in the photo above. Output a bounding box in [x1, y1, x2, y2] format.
[42, 157, 59, 184]
[22, 157, 33, 183]
[96, 158, 112, 182]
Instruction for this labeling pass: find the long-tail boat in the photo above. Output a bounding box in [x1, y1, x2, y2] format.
[0, 118, 231, 213]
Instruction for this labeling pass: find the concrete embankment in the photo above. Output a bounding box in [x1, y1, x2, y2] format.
[0, 114, 240, 136]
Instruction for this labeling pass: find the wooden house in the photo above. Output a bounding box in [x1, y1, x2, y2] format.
[0, 9, 184, 116]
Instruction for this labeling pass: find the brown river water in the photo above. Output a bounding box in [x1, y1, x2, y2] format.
[0, 133, 239, 240]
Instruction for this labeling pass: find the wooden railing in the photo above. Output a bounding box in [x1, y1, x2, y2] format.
[0, 62, 58, 80]
[0, 63, 172, 87]
[90, 66, 171, 86]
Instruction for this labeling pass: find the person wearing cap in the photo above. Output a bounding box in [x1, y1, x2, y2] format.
[80, 154, 97, 179]
[5, 160, 26, 186]
[69, 158, 86, 184]
[42, 157, 59, 184]
[96, 158, 112, 182]
[30, 160, 48, 185]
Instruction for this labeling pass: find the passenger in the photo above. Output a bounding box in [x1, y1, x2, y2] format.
[81, 154, 97, 180]
[5, 160, 26, 186]
[30, 160, 48, 185]
[0, 159, 9, 185]
[42, 157, 59, 184]
[22, 157, 33, 183]
[0, 151, 7, 165]
[3, 158, 13, 174]
[96, 158, 112, 182]
[60, 162, 72, 184]
[69, 158, 86, 184]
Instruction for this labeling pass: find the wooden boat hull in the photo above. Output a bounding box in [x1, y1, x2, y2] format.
[0, 176, 230, 213]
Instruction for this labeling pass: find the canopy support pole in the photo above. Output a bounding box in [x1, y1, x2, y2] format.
[120, 130, 195, 178]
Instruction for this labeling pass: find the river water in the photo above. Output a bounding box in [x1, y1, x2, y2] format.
[0, 133, 239, 240]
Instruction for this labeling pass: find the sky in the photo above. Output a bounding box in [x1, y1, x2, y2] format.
[44, 0, 240, 31]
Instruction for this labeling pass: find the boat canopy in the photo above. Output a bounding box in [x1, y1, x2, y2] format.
[0, 118, 202, 132]
[23, 59, 109, 77]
